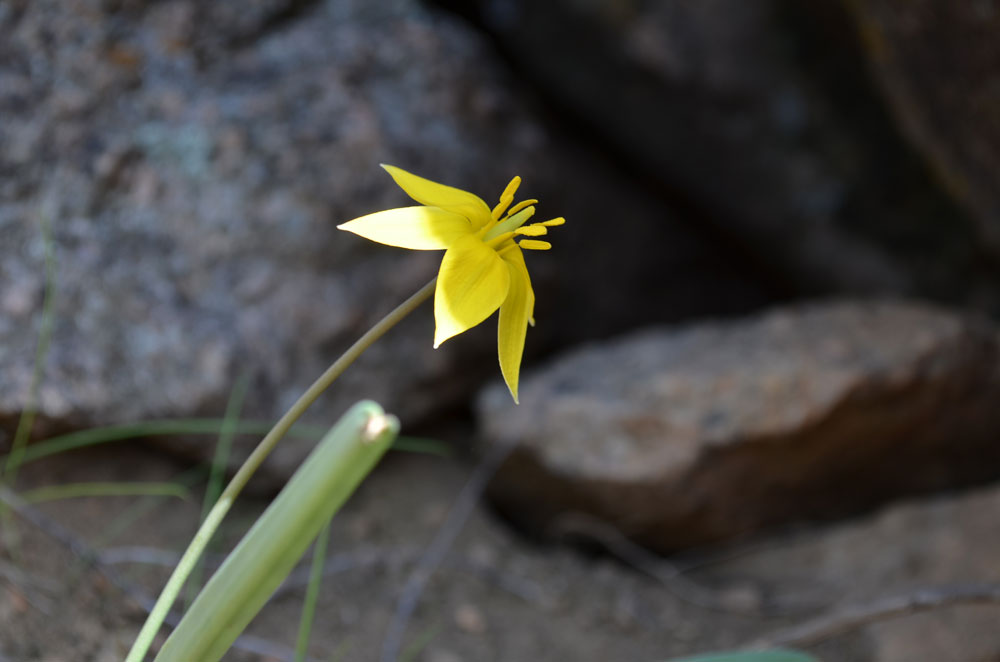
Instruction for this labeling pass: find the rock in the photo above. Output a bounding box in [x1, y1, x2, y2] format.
[476, 301, 1000, 551]
[846, 0, 1000, 254]
[0, 0, 777, 480]
[722, 480, 1000, 662]
[434, 0, 1000, 311]
[0, 0, 538, 431]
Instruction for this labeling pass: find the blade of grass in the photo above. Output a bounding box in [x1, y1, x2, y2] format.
[2, 211, 57, 554]
[6, 421, 448, 467]
[326, 639, 353, 662]
[187, 374, 250, 607]
[2, 211, 57, 483]
[18, 482, 190, 504]
[398, 623, 441, 662]
[92, 464, 209, 550]
[153, 401, 398, 662]
[294, 519, 332, 662]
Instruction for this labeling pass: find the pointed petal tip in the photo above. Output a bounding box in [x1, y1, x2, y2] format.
[504, 376, 520, 404]
[432, 330, 452, 349]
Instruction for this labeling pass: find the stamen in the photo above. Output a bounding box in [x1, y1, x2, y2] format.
[541, 217, 565, 227]
[506, 198, 538, 218]
[483, 205, 536, 241]
[491, 176, 522, 220]
[515, 225, 548, 237]
[491, 193, 514, 221]
[518, 239, 552, 251]
[485, 231, 516, 248]
[500, 176, 522, 201]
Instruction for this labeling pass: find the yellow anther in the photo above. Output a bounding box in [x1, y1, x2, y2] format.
[500, 176, 522, 201]
[518, 239, 552, 251]
[506, 198, 538, 218]
[515, 225, 548, 237]
[491, 193, 514, 220]
[541, 217, 565, 227]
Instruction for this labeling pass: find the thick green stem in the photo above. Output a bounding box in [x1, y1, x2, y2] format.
[125, 278, 436, 662]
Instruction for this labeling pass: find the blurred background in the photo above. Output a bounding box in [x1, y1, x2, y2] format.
[3, 0, 1000, 660]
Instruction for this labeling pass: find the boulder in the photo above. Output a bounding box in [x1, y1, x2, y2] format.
[0, 0, 777, 479]
[846, 0, 1000, 253]
[434, 0, 1000, 311]
[477, 301, 1000, 551]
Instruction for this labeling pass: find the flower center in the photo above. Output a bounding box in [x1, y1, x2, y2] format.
[480, 176, 565, 252]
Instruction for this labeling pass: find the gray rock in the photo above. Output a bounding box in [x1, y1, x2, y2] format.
[477, 301, 1000, 551]
[0, 0, 548, 473]
[441, 0, 1000, 310]
[0, 0, 778, 481]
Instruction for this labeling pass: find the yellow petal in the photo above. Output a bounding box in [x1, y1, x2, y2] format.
[382, 165, 493, 229]
[498, 247, 535, 404]
[434, 234, 510, 348]
[338, 206, 473, 250]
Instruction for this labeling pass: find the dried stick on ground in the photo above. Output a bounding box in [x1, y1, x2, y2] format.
[100, 542, 552, 606]
[380, 442, 513, 662]
[751, 583, 1000, 649]
[551, 512, 769, 613]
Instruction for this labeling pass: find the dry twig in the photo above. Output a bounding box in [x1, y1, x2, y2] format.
[751, 583, 1000, 649]
[380, 442, 513, 662]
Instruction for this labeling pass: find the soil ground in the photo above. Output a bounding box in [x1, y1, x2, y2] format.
[1, 437, 993, 662]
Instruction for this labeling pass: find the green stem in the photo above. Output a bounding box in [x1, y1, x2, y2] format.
[294, 518, 332, 662]
[125, 277, 436, 662]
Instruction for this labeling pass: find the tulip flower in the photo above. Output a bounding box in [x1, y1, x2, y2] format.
[339, 165, 564, 402]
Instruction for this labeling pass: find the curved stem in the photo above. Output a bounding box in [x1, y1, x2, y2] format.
[125, 277, 436, 662]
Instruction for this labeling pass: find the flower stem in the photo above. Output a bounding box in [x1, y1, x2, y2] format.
[125, 277, 436, 662]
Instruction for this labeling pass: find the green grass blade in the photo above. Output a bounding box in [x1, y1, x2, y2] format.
[187, 376, 250, 607]
[92, 464, 209, 549]
[6, 421, 447, 467]
[294, 518, 332, 662]
[3, 211, 57, 484]
[18, 482, 189, 504]
[154, 401, 398, 662]
[399, 623, 441, 662]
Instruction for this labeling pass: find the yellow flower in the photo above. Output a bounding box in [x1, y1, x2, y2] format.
[338, 165, 565, 403]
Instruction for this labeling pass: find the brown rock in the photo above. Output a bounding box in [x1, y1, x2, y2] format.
[477, 301, 1000, 551]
